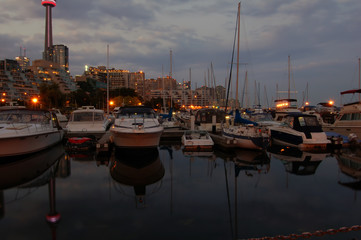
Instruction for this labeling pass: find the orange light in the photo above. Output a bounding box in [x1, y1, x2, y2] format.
[329, 100, 334, 105]
[109, 101, 114, 106]
[1, 99, 5, 102]
[305, 101, 309, 105]
[32, 98, 38, 104]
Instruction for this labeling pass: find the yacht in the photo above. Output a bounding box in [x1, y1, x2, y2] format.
[51, 108, 68, 128]
[110, 106, 164, 148]
[268, 113, 330, 151]
[0, 108, 64, 157]
[65, 106, 111, 140]
[323, 89, 361, 139]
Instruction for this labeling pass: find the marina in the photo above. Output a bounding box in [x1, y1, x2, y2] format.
[1, 140, 361, 239]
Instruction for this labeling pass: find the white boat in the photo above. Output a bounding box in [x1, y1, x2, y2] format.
[110, 106, 164, 148]
[323, 89, 361, 139]
[181, 130, 214, 151]
[65, 106, 111, 140]
[222, 110, 270, 151]
[269, 113, 330, 151]
[0, 108, 64, 158]
[51, 108, 68, 128]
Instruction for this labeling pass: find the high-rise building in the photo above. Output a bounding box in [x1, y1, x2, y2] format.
[52, 44, 69, 72]
[42, 0, 56, 61]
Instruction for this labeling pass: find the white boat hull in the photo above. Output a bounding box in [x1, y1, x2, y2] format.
[0, 131, 64, 157]
[111, 129, 163, 148]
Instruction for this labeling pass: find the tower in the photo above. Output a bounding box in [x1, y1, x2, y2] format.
[42, 0, 56, 61]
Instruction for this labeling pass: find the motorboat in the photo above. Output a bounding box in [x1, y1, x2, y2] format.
[110, 106, 164, 148]
[323, 89, 361, 139]
[65, 106, 111, 140]
[51, 108, 68, 128]
[159, 108, 180, 129]
[268, 113, 330, 151]
[181, 130, 214, 151]
[222, 109, 270, 151]
[0, 108, 64, 158]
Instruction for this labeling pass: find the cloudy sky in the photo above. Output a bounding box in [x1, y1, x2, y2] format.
[1, 0, 360, 107]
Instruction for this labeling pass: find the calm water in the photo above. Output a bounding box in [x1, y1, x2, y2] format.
[1, 142, 361, 240]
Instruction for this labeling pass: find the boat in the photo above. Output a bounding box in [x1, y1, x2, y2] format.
[323, 89, 361, 139]
[268, 113, 330, 151]
[181, 130, 214, 151]
[194, 108, 226, 132]
[222, 109, 270, 150]
[0, 108, 64, 158]
[65, 106, 111, 140]
[159, 108, 180, 129]
[110, 106, 164, 148]
[51, 108, 68, 128]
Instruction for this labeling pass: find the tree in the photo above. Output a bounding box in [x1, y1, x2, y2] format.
[39, 82, 65, 109]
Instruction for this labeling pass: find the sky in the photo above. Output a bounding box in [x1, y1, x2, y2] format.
[1, 0, 360, 107]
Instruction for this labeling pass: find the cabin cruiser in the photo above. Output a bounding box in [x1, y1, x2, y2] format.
[110, 106, 163, 148]
[0, 108, 64, 157]
[194, 108, 226, 132]
[65, 106, 111, 140]
[268, 113, 330, 151]
[323, 89, 361, 139]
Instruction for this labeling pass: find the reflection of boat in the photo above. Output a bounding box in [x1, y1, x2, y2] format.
[110, 148, 165, 208]
[233, 149, 270, 176]
[110, 106, 164, 148]
[269, 113, 330, 151]
[0, 108, 64, 157]
[336, 148, 361, 181]
[0, 143, 64, 189]
[182, 130, 214, 151]
[268, 146, 327, 175]
[65, 106, 111, 140]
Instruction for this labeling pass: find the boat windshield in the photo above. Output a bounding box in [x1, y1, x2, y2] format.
[0, 110, 51, 124]
[117, 107, 156, 118]
[72, 112, 104, 122]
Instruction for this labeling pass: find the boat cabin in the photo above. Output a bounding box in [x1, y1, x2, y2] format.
[282, 113, 323, 136]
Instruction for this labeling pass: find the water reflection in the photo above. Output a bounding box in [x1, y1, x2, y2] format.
[233, 149, 270, 177]
[0, 143, 65, 226]
[110, 148, 165, 208]
[268, 146, 328, 175]
[336, 148, 361, 191]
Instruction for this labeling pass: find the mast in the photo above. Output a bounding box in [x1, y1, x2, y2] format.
[106, 44, 109, 115]
[288, 55, 291, 100]
[359, 58, 360, 102]
[236, 2, 241, 109]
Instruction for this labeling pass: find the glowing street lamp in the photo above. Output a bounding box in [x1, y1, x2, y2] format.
[32, 97, 38, 109]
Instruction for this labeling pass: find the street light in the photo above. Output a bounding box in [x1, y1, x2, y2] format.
[32, 97, 38, 109]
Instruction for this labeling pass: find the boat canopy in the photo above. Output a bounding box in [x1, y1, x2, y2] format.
[340, 89, 361, 95]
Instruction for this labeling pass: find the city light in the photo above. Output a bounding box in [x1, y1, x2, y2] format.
[329, 100, 334, 105]
[32, 98, 38, 104]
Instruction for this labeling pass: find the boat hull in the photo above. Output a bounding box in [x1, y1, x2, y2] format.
[222, 132, 269, 150]
[0, 131, 64, 158]
[270, 129, 329, 151]
[111, 129, 163, 148]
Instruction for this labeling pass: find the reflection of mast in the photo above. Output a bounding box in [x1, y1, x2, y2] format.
[46, 162, 61, 240]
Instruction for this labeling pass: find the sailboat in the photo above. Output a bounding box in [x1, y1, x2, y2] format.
[221, 2, 269, 151]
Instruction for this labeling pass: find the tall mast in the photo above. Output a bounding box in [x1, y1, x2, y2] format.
[236, 2, 241, 109]
[106, 44, 109, 114]
[288, 55, 291, 99]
